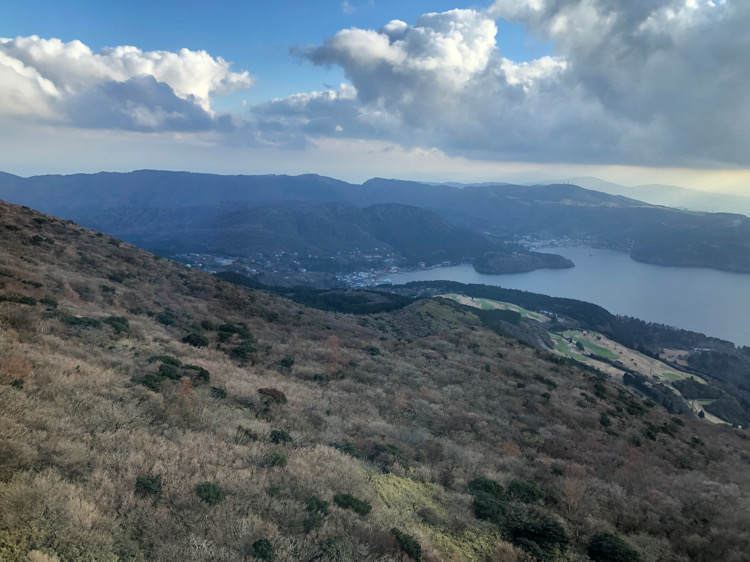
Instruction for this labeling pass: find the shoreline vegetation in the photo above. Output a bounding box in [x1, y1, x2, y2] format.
[472, 250, 575, 275]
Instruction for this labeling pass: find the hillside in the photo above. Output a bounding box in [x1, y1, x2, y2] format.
[76, 202, 497, 267]
[3, 170, 750, 273]
[2, 201, 750, 561]
[381, 281, 750, 427]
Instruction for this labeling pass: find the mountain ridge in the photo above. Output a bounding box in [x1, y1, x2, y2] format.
[2, 169, 750, 274]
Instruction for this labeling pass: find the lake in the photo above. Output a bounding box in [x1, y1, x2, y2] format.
[381, 246, 750, 347]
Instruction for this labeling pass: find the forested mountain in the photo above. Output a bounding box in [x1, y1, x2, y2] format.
[2, 170, 750, 273]
[77, 202, 497, 266]
[2, 199, 750, 561]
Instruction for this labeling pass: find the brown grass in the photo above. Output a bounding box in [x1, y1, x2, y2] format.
[0, 201, 749, 561]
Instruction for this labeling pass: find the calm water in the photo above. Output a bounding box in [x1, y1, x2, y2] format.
[382, 247, 750, 347]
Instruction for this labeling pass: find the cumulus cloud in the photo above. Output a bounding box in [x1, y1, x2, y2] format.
[252, 1, 750, 167]
[0, 35, 252, 131]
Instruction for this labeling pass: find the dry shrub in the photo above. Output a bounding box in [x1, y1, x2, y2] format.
[0, 356, 33, 381]
[562, 464, 588, 515]
[0, 305, 37, 338]
[502, 441, 522, 457]
[27, 550, 61, 562]
[489, 541, 535, 561]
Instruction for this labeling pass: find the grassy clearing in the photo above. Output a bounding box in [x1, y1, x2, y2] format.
[551, 334, 588, 362]
[563, 330, 619, 360]
[440, 294, 548, 322]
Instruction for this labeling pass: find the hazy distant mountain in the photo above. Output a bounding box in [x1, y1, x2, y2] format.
[562, 176, 750, 216]
[3, 169, 750, 273]
[0, 170, 646, 219]
[0, 170, 354, 215]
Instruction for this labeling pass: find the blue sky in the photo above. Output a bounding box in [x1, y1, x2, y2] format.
[0, 0, 748, 192]
[0, 0, 551, 108]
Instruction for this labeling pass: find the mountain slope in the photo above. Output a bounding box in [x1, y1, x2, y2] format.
[77, 201, 497, 266]
[1, 201, 750, 561]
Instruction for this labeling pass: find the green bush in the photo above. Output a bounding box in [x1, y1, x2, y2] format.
[262, 452, 287, 468]
[230, 341, 257, 362]
[306, 496, 329, 516]
[467, 477, 507, 523]
[333, 493, 371, 516]
[183, 364, 210, 384]
[367, 442, 409, 470]
[251, 538, 274, 561]
[270, 429, 292, 445]
[587, 533, 641, 562]
[505, 507, 569, 560]
[472, 491, 508, 523]
[158, 363, 180, 380]
[195, 482, 225, 505]
[304, 496, 330, 532]
[391, 528, 421, 561]
[218, 323, 252, 339]
[135, 474, 162, 498]
[104, 316, 129, 334]
[279, 356, 295, 369]
[107, 271, 129, 283]
[331, 440, 360, 458]
[507, 479, 545, 504]
[132, 373, 162, 392]
[148, 355, 181, 366]
[10, 379, 23, 390]
[63, 315, 101, 329]
[156, 310, 177, 325]
[468, 477, 505, 498]
[182, 333, 209, 347]
[210, 386, 227, 399]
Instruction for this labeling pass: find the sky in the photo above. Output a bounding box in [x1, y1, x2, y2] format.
[0, 0, 749, 193]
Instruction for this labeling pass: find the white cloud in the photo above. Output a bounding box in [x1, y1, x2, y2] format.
[251, 1, 750, 167]
[0, 35, 253, 130]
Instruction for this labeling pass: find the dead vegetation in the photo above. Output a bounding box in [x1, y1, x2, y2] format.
[1, 201, 749, 561]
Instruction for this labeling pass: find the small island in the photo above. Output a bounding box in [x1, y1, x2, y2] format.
[473, 250, 575, 274]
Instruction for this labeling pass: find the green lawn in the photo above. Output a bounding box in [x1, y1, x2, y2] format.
[551, 334, 588, 362]
[562, 331, 619, 360]
[439, 294, 548, 321]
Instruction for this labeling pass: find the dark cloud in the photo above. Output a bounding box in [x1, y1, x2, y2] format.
[65, 75, 233, 132]
[250, 1, 750, 167]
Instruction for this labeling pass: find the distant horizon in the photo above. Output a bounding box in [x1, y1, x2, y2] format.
[2, 167, 748, 199]
[2, 1, 749, 196]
